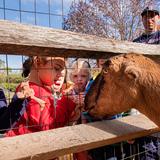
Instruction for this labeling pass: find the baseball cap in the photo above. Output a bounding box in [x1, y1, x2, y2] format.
[141, 7, 159, 17]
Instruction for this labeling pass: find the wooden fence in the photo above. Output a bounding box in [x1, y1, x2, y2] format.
[0, 20, 160, 160]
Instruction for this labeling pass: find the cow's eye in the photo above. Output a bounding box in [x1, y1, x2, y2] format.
[103, 59, 112, 74]
[103, 68, 108, 74]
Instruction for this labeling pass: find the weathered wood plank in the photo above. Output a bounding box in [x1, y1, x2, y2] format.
[0, 20, 159, 58]
[0, 114, 159, 160]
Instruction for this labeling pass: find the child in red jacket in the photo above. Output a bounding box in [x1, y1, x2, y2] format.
[5, 56, 79, 137]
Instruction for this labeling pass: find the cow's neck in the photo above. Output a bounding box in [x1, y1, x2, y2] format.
[138, 104, 160, 128]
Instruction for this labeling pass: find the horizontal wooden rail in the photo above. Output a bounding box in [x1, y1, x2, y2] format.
[0, 20, 159, 58]
[0, 114, 160, 160]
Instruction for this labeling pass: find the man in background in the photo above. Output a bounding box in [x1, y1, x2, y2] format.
[133, 6, 160, 44]
[132, 6, 160, 160]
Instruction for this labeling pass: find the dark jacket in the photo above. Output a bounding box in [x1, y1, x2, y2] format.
[0, 90, 25, 133]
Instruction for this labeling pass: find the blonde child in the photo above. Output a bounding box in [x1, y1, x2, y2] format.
[65, 60, 92, 160]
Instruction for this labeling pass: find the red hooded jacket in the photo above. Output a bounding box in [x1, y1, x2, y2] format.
[5, 82, 76, 137]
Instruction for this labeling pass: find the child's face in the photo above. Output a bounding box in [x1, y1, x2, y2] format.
[71, 68, 89, 93]
[38, 58, 65, 86]
[53, 69, 66, 92]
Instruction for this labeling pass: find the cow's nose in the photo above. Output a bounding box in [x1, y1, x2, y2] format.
[84, 97, 88, 108]
[84, 102, 88, 111]
[84, 103, 95, 111]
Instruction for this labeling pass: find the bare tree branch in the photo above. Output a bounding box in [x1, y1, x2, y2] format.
[63, 0, 157, 41]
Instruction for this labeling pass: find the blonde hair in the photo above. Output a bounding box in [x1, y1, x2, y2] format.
[69, 60, 91, 81]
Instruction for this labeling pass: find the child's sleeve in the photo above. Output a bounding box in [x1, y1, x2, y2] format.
[24, 98, 42, 129]
[55, 96, 76, 127]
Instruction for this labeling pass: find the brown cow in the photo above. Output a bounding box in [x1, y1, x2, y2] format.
[85, 53, 160, 127]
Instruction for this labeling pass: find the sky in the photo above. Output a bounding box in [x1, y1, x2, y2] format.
[0, 0, 76, 70]
[0, 0, 75, 27]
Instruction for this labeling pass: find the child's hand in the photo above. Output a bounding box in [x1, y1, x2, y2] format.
[16, 82, 46, 111]
[16, 82, 34, 99]
[63, 85, 74, 95]
[70, 92, 85, 122]
[70, 105, 82, 122]
[64, 87, 85, 122]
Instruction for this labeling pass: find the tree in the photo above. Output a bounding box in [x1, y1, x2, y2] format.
[0, 59, 5, 68]
[63, 0, 157, 41]
[63, 1, 109, 38]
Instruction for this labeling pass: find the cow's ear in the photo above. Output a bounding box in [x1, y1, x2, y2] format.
[124, 65, 141, 80]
